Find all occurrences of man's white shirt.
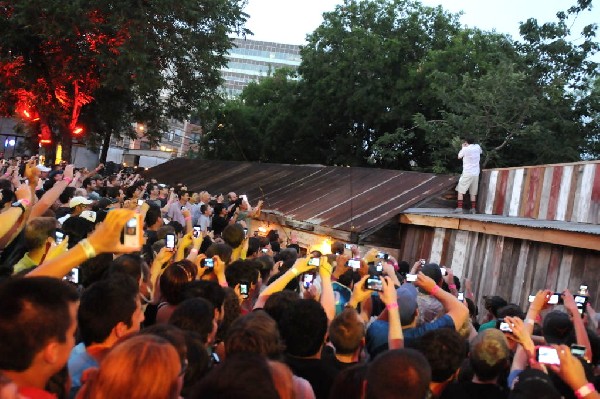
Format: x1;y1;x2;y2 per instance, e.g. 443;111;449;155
458;144;482;175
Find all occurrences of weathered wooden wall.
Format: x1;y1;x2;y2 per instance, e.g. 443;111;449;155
479;161;600;223
399;224;600;312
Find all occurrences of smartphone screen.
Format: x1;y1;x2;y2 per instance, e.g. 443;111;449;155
308;257;320;267
458;292;464;301
537;346;560;365
193;226;201;238
123;215;141;248
497;320;513;333
240;282;249;299
261;248;269;253
440;267;447;276
303;274;314;289
344;243;353;249
55;231;64;244
376;252;387;259
406;274;417;282
137;199;144;206
528;295;536;303
366;276;383;292
348;259;360;269
202;258;214;268
166;234;176;250
571;344;586;358
375;262;383;273
243;228;248;238
548;294;560;305
63;267;79;284
579;285;588;295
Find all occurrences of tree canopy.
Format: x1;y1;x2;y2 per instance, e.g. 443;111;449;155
0;0;248;161
199;0;599;173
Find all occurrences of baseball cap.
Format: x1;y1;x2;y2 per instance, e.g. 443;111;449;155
69;196;94;208
542;311;573;344
396;283;418;325
509;369;560;399
36;164;51;172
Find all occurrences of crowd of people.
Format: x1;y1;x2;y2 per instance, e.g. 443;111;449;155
0;155;598;399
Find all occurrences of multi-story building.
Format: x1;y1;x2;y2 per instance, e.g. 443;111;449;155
221;38;301;97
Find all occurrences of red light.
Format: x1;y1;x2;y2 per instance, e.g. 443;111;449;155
40;139;52;145
23;110;31;118
73;126;84;135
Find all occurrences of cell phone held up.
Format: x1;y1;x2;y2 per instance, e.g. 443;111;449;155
165;233;176;251
201;258;214;268
365;275;383;292
122;214;142;249
239;282;249;299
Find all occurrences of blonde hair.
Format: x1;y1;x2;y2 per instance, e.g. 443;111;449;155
77;335;180;399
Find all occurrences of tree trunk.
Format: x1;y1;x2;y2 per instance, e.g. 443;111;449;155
99;130;112;163
61;130;73;163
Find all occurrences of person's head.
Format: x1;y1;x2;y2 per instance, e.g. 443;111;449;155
160;263;195;305
222;223;245;249
497;304;525;320
200;204;212;216
68;196;93;216
205;243;233;266
190;353;279;399
542;311;574;345
331;241;345;255
263;290;300;326
329;364;369;399
58;186;76;206
157;225;176;240
365;349;431;399
225;259;259;289
0;277;79;379
148;184;160;197
396;283;419;326
415;328;466;383
227;192;237;202
509;368;561;399
278;299;327;358
22;217;58;252
225;310;284;359
82;178;96;192
469;329;510;382
484;296;508;318
145;205;163;229
169;298;216;346
463;137;475;145
213;203;225;217
77;335;181;399
78;276;144;347
179;191;190;204
182;280;225;323
421;263;443;286
329;308;365;356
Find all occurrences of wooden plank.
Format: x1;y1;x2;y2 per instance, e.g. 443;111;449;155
520;168;531;217
503;169;515;216
494;170;509;215
399;214;459;229
496;237;515;298
556;248;574;292
569;165;583;222
484;171;498;215
538;167;554;219
450;230;469;278
456;218;600;251
429;227;446;265
532;244;552;291
574;164;595;223
511;241;531;304
532;167;544;219
509;169;524;217
556;165;573;221
421;228;434;261
478;171;490;215
440;229;452;266
545;246;562;290
546;166;564;220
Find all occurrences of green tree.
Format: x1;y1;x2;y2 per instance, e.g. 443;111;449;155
0;0;248;162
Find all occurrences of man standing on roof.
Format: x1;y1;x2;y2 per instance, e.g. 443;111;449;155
454;137;482;214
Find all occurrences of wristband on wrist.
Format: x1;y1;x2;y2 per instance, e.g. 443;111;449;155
19;198;30;206
291;267;299;276
575;383;596;399
524;318;536;325
430;285;440;296
386;303;399;310
219;281;228;288
64;177;73;184
449;284;457;290
79;239;96;259
189;248;199;254
184;216;191;221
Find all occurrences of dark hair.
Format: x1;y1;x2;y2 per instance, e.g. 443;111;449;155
484;296;508;318
0;277;79;371
253;255;274;281
108;254;146;283
263;290;300;326
415;329;466;382
222;223;244;249
145;205;161;227
160;263;194;305
329;308;365;355
167;221;184;235
140;324;187;369
169;298;215;344
205;243;233;265
366;349;432;399
105;186;120;200
497;303;525;320
331;241;345;255
200;204;209;214
189;353;279;399
183;280;226;311
329;364;368;399
225;260;259;288
246;237;260;258
215;287;242;343
157;225;176;240
213;204;224;216
278;299;327;357
225;311;285;359
78;276;139;346
463;137;475;144
82;177;93;189
23;217;57;251
58;186;76;205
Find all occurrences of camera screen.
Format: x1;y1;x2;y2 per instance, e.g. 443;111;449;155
63;268;79;284
457;292;464;301
406;274;417;282
166;234;175;249
204;258;214;268
348;259;360;269
55;231;64;244
303;274;314;288
125;217;137;235
571;345;586;358
499;322;512;333
193;226;201;238
376;262;383;272
366;277;383;292
240;284;248;295
308;257;320;267
537;347;560;365
137;199;144;206
261;248;269;253
548;294;560;305
344;244;353;249
528;295;536;303
440;267;447;276
574;295;587;304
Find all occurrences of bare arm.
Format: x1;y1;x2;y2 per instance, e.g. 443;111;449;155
415;272;468;331
319;257;335;322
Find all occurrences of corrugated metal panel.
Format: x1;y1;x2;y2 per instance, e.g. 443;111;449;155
479;161;600;224
146;159;458;234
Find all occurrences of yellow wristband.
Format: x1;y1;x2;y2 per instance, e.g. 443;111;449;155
79;239;96;259
291;267;299;276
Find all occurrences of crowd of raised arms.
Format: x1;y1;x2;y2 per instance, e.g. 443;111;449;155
0;155;599;399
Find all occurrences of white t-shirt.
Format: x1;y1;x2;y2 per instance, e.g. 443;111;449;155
458;144;482;175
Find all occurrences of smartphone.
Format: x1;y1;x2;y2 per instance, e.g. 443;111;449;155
536;346;560;365
137;199;144;206
365;275;383;292
375;261;383;273
201;258;214;268
496;319;513;333
123;215;142;248
181;206;185;211
579;284;588;296
239;282;249;299
163;218;170;225
406;274;418;282
55;231;64;244
348;259;361;269
458;292;464;302
528;295;536;303
303;274;314;289
376;252;389;260
570;344;586;359
193;226;201;238
166;234;176;251
344;243;353;249
420;259;426;265
261;248;269;254
575;295;588;317
548;293;563;305
243;228;248;238
440;267;447;276
308;257;321;267
63;267;80;284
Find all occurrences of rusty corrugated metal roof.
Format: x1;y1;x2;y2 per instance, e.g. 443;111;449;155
147;159;458;235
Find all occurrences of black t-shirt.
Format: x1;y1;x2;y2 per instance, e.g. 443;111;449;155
211;215;228;236
285;355;339;399
321;345;359;372
440;381;508;399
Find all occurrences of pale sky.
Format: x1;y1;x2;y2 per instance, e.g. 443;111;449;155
240;0;599;46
